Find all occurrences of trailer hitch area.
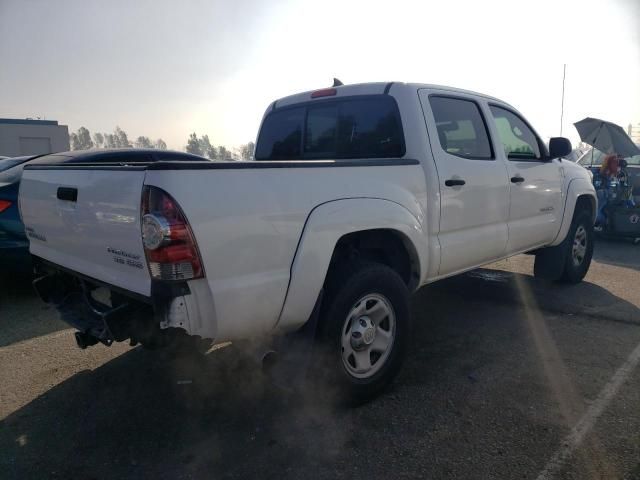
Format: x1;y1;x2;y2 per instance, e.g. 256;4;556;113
78;279;129;322
75;331;99;349
33;273;134;347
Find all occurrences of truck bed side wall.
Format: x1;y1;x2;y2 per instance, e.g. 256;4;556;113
144;163;426;341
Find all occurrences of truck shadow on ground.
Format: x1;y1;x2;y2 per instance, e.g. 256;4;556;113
592;237;640;272
1;270;640;480
0;275;68;347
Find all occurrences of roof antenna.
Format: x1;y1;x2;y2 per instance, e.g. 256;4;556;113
332;78;343;87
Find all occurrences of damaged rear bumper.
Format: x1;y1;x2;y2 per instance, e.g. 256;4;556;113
32;258;191;349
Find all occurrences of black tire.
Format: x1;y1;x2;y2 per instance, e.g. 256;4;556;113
315;261;410;405
558;210;594;283
534;209;594;284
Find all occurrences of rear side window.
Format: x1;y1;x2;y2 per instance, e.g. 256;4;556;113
255;108;305;160
489;105;541;160
305;104;338;156
255;95;404;160
429;96;493;160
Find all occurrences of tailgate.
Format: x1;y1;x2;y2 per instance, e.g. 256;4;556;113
19;167;151;296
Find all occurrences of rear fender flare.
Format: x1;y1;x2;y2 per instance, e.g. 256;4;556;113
276;198;427;332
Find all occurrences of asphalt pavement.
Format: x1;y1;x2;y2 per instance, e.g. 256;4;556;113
1;238;639;480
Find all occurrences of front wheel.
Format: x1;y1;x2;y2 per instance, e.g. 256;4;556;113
559;210;594;283
534;209;594;284
316;261;410;404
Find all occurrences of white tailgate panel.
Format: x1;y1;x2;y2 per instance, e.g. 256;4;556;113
20;169;151;296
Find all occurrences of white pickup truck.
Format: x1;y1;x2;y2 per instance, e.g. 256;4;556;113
19;82;596;402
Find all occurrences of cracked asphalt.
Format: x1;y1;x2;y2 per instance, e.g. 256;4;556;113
1;238;639;480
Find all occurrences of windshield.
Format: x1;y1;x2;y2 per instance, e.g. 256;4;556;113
578;146;640;166
628;155;640;165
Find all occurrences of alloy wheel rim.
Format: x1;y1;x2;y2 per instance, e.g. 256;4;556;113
340;293;396;379
572;225;587;266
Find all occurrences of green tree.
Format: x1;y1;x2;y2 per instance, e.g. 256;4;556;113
239;141;255;160
155;139;167;150
78;127;93;149
70;127;94;150
199;135;217;159
69;132;80;150
217;145;230;160
186;133;203;155
104;133;117;148
135;136;153;148
93;132;104;148
114;127;131;148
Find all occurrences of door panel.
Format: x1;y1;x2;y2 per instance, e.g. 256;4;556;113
419;90;510;276
505;160;564;251
488;105;564;252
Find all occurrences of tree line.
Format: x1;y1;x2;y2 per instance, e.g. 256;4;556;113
185;133;254;161
69;126;255;161
70;126;167;151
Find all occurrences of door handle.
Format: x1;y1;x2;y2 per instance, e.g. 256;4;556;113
57;187;78;202
445;178;466;187
510;176;525;184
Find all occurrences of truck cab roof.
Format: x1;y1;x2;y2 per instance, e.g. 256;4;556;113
272;82;512;109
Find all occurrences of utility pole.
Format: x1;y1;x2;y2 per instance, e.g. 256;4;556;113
560;64;566;136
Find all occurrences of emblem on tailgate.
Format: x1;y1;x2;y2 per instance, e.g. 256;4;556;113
107;247;143;269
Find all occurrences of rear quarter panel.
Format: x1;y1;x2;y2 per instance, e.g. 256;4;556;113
144;163;426;341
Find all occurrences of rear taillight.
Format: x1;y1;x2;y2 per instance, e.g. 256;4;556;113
0;200;11;214
141;186;204;281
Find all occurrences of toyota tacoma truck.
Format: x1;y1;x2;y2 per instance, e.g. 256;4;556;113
18;82;596;402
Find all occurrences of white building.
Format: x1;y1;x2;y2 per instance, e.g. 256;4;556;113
0;118;70;157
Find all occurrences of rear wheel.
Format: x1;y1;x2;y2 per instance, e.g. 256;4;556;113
316;261;410;404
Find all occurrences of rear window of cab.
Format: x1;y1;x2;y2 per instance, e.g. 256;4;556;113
255;95;405;160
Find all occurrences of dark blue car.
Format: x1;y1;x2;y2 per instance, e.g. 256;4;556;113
0;155;42;274
0;149;208;276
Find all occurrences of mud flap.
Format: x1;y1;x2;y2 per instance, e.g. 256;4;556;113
267;289;324;392
533;240;569;281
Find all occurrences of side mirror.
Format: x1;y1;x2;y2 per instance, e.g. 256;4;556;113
548;137;572;160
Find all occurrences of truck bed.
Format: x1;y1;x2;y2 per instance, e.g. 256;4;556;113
20;159;425;341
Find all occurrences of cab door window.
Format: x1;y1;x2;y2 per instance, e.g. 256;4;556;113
429;96;494;160
489;106;542;160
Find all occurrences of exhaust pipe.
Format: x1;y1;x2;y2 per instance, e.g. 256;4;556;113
74;331;99;349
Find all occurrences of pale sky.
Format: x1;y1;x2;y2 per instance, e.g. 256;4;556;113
1;0;638;150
